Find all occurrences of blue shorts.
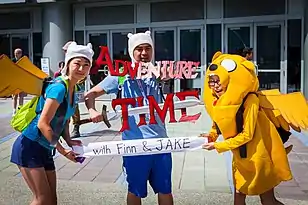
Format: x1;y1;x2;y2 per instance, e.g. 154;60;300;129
11;135;55;171
123;153;172;198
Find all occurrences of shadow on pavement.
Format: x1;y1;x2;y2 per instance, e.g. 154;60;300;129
81;129;120;137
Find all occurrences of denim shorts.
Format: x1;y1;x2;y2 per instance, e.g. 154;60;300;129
123;153;172;198
11;135;55;171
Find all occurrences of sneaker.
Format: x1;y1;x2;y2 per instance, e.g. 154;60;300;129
71;125;81;139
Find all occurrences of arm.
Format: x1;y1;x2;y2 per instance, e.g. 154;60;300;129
214;94;259;153
84;75;119;122
37;83;66;145
37;98;61;145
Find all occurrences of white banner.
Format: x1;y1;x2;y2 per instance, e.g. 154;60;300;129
72;136;208;157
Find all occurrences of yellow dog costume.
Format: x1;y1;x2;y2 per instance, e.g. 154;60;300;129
203;51;308;195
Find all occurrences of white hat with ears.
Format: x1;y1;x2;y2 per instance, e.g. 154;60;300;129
127;31;154;68
61;42;94;78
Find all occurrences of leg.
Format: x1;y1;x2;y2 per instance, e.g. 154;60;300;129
123;155;152;205
19;167;53;205
19;92;25;106
149;153;173;205
234;189;246;205
12;94;18;115
45;151;57;205
10;135;55;205
260;188;284;205
71;105;80;138
46;170;57;205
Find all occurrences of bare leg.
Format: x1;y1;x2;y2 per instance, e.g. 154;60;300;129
46;170;57;205
234;189;246;205
260;188;284;205
158;193;173;205
19;167;53;205
127;192;141;205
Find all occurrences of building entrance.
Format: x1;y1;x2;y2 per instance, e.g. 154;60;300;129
224;22;286;93
0;33;30;60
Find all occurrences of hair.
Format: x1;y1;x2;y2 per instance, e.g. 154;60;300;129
238;47;253;57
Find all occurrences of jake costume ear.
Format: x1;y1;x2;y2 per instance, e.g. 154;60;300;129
241;60;255;71
212;51;222;62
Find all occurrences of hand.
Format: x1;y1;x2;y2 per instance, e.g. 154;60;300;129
67;139;82;147
89;109;103;123
63;150;79;163
199;133;210;138
202;142;216;151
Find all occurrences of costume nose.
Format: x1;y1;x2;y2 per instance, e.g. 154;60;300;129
209;64;218;71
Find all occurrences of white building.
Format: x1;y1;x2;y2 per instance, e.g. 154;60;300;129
0;0;307;96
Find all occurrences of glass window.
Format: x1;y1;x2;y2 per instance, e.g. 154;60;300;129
154;30;175;93
154;30;175;61
256;25;281;70
89;33;108;86
151;0;204;22
112;31;130;61
85;5;134;25
224;0;285;18
32;32;42;68
258;72;280;90
206;24;221;64
136;27;150;33
227;27;251;55
0;34;10;56
89;33;108;60
12;35;29;59
179;29;201;93
74;31;84;45
287;19;302;93
0;12;30;29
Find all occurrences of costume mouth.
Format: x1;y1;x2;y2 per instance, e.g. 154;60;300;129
208;74;224;95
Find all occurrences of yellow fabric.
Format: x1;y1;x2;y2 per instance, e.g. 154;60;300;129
0;55;46;97
203;51;308;195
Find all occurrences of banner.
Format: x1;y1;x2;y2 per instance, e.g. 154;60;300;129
72;136;208;157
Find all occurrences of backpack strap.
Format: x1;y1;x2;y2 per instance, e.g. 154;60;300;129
37;77;71;146
213;92;257;159
236;92;257;158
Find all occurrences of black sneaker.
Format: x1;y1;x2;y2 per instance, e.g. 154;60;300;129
71;125;81;139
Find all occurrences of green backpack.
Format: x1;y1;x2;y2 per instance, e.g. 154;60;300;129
10;76;69;133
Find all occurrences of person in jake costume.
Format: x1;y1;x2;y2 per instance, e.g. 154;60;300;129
201;51;308;205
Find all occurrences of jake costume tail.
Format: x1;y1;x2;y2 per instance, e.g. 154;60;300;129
0;54;48;97
202;51;308;195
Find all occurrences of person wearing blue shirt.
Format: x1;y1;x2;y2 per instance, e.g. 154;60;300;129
84;31;174;205
10;42;94;205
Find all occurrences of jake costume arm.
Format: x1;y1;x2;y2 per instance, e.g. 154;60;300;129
214;94;259;153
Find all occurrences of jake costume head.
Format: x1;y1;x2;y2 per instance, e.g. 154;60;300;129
127;31;154;68
61;42;94;77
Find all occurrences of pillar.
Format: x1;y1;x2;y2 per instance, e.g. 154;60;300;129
304;1;308;98
42;2;73;75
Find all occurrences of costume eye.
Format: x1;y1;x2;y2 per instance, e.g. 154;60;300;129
221;59;236;72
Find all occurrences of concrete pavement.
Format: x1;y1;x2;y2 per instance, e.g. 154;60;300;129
0;98;308;204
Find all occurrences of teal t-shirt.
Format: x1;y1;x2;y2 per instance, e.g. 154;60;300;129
23;78;77;150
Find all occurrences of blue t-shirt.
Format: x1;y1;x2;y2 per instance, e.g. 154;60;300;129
23;79;77;150
99;75;167;140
